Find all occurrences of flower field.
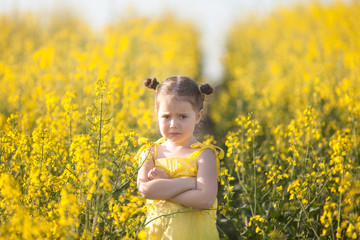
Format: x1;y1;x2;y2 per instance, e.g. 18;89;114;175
215;2;360;239
0;13;199;239
0;1;359;239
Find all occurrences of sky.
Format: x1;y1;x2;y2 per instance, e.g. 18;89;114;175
0;0;341;82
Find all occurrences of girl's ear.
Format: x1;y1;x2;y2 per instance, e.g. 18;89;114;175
196;109;204;124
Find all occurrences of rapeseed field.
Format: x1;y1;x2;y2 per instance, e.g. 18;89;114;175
0;1;359;239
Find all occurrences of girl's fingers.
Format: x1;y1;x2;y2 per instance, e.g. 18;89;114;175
147;168;156;179
154;168;170;179
148;168;169;180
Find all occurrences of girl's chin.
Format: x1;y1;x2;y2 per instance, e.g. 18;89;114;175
164;135;196;145
166;135;181;141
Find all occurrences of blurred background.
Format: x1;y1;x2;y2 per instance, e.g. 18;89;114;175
0;0;342;82
1;0;359;239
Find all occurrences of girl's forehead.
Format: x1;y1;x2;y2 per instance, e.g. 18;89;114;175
158;94;180;102
157;95;194;111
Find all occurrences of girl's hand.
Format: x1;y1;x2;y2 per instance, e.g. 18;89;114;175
148;167;170;180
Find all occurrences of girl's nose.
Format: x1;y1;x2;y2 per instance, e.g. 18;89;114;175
170;119;177;128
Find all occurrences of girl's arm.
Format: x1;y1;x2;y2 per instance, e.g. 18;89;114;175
170;149;218;209
137;149;196;200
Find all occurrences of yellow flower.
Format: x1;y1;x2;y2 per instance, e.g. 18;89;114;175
352;232;357;239
138;137;149;145
336;227;342;239
137;230;147;240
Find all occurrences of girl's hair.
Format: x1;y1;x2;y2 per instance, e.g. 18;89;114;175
144;76;213;112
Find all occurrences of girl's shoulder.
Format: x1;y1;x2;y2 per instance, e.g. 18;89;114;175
135;138;160;165
136;137;164;154
190;142;224;179
135;137;168;163
189;142;224;160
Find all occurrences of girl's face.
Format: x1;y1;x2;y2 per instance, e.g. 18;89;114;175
157;95;203;146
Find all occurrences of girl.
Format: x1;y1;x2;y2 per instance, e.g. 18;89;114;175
137;76;224;240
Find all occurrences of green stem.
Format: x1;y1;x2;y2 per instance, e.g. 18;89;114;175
299;201;320;239
337;159;344;238
90;81;105;240
97;92;103;162
90;195;100;240
69;118;72;148
351;111;359;160
252;120;257;217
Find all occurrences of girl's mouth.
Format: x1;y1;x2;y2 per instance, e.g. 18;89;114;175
169;132;180;135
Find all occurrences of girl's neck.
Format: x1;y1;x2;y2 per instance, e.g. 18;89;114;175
157;136;199;159
164;136;198;150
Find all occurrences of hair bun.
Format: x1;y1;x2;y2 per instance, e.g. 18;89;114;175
199;83;213;95
144;77;159;90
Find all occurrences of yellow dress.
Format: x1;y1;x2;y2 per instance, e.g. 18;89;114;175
141;138;224;240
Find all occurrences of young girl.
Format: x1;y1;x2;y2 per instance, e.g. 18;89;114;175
137;76;224;240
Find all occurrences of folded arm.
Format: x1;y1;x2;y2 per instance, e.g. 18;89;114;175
170;149;218;209
137;148;196;200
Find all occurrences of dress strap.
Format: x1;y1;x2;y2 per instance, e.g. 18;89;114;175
155;138;166;144
153;138;166;160
135;137;165;164
189;142;224;160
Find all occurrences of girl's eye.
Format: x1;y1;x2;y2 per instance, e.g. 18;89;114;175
180;115;187;119
163;115;170;119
